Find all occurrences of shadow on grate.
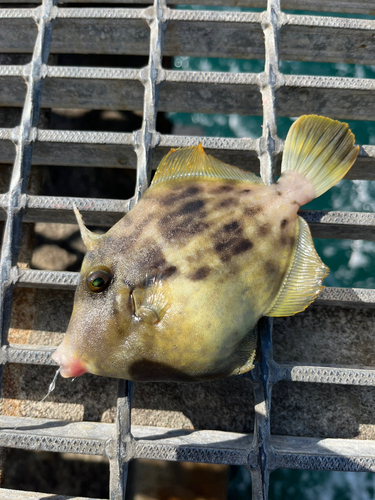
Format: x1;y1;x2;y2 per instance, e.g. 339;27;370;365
3;449;110;498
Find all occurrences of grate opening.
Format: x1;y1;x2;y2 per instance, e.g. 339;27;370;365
30;222;86;272
169;55;265;72
271;381;375;440
126;459;230;500
163;112;263;139
48;54;149;68
273;303;375;365
2;449;110;498
279;60;375;78
269;468;375;499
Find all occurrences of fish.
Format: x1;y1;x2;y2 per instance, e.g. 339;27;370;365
51;115;359;382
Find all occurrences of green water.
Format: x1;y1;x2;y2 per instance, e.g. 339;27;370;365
167;5;375;498
227;466;375;500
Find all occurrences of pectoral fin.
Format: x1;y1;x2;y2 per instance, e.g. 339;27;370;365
266;217;329;317
132;271;169;324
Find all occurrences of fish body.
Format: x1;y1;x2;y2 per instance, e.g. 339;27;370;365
52;116;359;382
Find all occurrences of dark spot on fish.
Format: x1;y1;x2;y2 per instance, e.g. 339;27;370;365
214;184;234;193
159;195;209;244
184;186;201;197
132;243;166;276
179;199;205;214
190;266;211;281
258;223;271;236
128;359;197;382
215;241;229;253
101;214;154;256
214;222;252;262
291;200;299;206
162;265;177;279
162;185;202;206
223;221;240;232
276;190;282;196
218;198;237;208
244;206;262;217
281;219;288;228
280;234;296;247
264;260;278;275
232;239;253;255
241;189;251;194
161;214;209;243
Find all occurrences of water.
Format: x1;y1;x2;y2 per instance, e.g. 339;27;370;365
226;467;375;500
167;6;375;498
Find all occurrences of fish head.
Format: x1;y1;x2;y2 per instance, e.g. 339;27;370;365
51;211;171;380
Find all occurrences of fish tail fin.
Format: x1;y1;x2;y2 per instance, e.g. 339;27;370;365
281;115;359;198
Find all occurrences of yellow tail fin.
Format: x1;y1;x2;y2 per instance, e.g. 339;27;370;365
281;115;359;198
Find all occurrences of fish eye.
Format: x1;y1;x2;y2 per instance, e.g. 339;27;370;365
86;268;112;293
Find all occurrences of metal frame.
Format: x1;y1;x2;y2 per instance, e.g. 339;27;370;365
0;0;375;499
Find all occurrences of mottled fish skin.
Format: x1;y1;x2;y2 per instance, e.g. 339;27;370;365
58;177;297;381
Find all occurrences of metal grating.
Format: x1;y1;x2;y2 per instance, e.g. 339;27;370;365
0;0;375;499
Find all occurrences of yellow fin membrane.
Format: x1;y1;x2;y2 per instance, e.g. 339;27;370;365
281;115;359;197
266;217;329;317
152;144;264;186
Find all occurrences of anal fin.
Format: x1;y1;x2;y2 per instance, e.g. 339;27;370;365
266;217;329;317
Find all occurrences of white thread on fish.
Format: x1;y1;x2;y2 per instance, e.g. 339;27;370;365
39;367;61;403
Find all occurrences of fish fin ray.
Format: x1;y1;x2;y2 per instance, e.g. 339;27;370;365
281;115;359;197
73;205;103;250
152;144;264;186
133;270;169;324
266;217;329;317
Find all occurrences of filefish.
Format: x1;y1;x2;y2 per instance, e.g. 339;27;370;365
51;115;358;382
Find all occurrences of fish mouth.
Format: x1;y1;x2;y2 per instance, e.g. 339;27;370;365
51;348;88;378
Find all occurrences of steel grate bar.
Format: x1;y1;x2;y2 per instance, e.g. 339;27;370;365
251;1;280;498
2;8;375;66
275;364;375;385
0;0;56;390
3;417;375;473
1;129;375;180
3;62;375;120
108;380;133;500
2;344;56;365
4;65;375;121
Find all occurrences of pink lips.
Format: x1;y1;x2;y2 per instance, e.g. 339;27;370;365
51;348;88;378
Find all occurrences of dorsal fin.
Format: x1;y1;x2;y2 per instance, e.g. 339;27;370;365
152;144;264;186
266;217;329;317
